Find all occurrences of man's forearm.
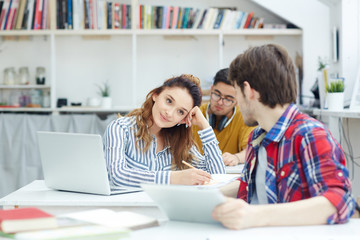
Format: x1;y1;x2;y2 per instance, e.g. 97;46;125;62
253;196;336;227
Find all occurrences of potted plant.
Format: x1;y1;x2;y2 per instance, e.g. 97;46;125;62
96;81;112;108
317;57;327;71
326;79;344;111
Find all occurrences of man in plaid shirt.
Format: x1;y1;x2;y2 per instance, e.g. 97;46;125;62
212;44;356;229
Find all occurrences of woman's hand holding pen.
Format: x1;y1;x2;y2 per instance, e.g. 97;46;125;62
170;160;211;185
170;169;211;185
183;106;210;130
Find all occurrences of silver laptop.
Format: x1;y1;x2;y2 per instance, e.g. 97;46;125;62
141;184;225;224
37;131;140;195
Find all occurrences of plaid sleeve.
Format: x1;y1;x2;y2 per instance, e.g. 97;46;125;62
300;129;356;224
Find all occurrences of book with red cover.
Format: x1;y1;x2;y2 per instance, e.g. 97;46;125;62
1;0;12;30
243;11;254;29
121;3;126;29
0;0;8;29
171;6;179;29
113;2;120;29
164;6;171;29
0;207;57;233
33;0;43;30
6;0;18;30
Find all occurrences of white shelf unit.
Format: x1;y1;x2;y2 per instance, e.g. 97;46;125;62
0;85;51;89
0;83;51;109
0;106;133;113
0;0;303;113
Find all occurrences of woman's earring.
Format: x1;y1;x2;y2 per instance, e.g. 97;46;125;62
177;123;181;126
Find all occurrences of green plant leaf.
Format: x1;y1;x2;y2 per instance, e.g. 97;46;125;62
96;81;110;97
317;57;327;71
326;79;344;93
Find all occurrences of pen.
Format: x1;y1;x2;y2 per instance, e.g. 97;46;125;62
182;160;213;181
182;160;195;169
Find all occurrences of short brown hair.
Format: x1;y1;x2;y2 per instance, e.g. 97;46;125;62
229;44;297;108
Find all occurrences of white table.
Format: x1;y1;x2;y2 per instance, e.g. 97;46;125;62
131;219;360;240
1;180;359;239
0;180;165;220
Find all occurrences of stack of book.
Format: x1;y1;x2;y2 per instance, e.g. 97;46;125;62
0;207;159;239
139;5;264;30
0;207;58;235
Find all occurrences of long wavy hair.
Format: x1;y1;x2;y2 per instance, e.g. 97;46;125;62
127;74;202;170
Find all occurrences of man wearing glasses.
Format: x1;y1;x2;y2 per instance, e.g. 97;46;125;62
192;68;255;165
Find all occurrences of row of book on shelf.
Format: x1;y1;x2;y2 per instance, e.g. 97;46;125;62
0;0;133;31
139;6;262;30
0;207;158;239
0;0;269;31
56;0;132;30
0;0;51;31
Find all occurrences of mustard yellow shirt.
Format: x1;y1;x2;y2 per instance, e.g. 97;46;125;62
192;103;255;155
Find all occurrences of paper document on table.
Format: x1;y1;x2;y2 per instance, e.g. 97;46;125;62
225;164;244;174
199;174;240;189
61;209;159;230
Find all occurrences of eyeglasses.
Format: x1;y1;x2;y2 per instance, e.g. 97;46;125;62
210;92;235;106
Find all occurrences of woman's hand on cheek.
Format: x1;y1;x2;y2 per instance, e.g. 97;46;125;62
185;106;210;130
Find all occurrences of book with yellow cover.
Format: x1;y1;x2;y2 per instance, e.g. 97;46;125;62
14;225;130;240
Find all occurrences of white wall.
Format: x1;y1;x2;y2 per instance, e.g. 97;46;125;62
253;0;331;106
254;0;360;107
55;36;134;107
339;0;360;106
327;0;360;106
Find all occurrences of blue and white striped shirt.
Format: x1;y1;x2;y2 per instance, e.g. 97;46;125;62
103;116;225;189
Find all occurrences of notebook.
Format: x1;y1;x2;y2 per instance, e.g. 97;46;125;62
141;184;225;224
61;208;159;230
37;131;140;196
225;164;244;174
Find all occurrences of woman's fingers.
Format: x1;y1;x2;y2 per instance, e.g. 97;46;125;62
193;169;211;184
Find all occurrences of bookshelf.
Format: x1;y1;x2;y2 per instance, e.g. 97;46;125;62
0;0;302;113
0;84;50;89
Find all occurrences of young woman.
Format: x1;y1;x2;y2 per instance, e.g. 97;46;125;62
103;74;225;189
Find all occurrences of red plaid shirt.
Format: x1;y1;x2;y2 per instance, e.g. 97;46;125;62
238;104;355;224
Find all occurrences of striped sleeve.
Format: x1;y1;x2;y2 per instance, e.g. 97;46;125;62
103;119;171;188
192;126;225;174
